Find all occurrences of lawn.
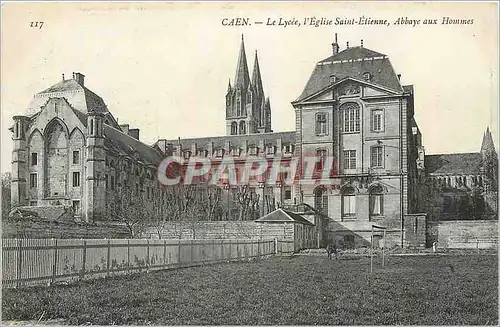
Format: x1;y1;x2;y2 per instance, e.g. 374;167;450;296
2;254;498;325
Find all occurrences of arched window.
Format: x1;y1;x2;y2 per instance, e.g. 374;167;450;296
230;122;237;135
341;186;356;219
239;121;246;135
314;186;328;216
340;102;360;133
369;185;384;218
236;99;241;116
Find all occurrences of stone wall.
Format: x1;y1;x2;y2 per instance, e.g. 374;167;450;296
427;220;498;249
142;221;317;251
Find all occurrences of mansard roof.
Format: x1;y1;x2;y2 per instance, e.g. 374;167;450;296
104;124;164;166
157;131;295;152
425;153;483;175
296;46;403;102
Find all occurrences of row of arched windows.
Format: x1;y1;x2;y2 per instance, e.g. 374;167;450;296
230;121;246;135
429;175;483;188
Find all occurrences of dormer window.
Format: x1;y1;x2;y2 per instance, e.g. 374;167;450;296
183;151;192;159
283;144;295;154
197;149;208;157
249;146;258;156
215;148;225;158
330;75;337;83
363;72;372;81
266;146;275;155
232;148;241;157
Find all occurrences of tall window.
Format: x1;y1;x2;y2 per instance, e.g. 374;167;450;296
230;122;237;135
285;186;292;200
372;109;384;132
30;173;37;188
342;186;356;219
369;185;384;218
72;172;80;187
341;102;360;133
371;146;383;168
315;113;328;135
72;150;80;164
236;99;241;116
239;121;246;135
31;153;38;166
343;150;356;169
72;200;81;214
314;186;328;216
316;149;327;170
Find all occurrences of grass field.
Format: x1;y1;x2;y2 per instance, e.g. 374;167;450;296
2;254;498;325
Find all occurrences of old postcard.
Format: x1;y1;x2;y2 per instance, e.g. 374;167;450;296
1;1;498;326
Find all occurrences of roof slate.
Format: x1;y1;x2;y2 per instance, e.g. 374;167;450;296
296;46;403;102
425;153;483;175
255;208;314;225
104;125;164;165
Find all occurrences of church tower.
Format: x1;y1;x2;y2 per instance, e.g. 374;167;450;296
226;36;272;135
481;127;498;191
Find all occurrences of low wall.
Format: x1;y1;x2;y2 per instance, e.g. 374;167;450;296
428;220;498;249
143;221;317;252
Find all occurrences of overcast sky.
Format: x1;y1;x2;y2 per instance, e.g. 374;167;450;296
1;2;498;174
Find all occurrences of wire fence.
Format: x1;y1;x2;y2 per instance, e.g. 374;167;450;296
2;238;295;288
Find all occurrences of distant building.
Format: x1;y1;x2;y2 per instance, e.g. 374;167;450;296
420;128;498;222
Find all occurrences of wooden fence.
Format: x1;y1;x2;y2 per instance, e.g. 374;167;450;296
2;238;295;288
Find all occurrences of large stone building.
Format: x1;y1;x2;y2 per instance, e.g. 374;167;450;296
10;35;497;247
10;73;164;223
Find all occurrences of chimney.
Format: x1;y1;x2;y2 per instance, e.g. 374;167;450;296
129;128;140;140
119;124;130;134
361;39;364;48
157;139;167;153
397;74;401;81
62;73;65;81
331;33;339;55
346;41;349;49
73;72;85;86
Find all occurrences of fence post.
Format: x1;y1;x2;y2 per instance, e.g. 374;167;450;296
190;240;194;265
16;238;22;288
212;240;216;263
221;240;225;261
274;238;278;255
163;240;167;267
178;241;182;268
106;239;111;277
228;240;232;262
81;239;87;281
51;239;58;285
127;239;131;274
146;239;150;272
236;241;240;260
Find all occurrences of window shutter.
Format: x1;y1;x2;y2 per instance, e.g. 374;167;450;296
315;116;320;134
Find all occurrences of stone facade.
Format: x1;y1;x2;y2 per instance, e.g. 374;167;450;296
10;73;164;223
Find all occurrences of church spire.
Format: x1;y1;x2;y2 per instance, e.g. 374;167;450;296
227;79;232;93
481;127;495;154
234;34;250;89
252;50;264;96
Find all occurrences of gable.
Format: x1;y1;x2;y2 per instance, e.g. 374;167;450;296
28;98;86;139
